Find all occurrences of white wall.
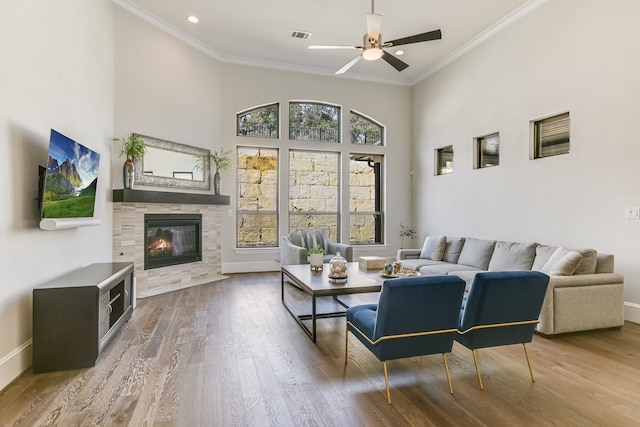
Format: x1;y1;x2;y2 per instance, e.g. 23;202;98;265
0;0;114;390
112;7;223;189
112;9;414;273
412;0;640;321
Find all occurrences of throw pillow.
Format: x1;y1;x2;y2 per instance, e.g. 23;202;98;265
540;247;583;276
289;231;303;247
531;245;558;271
572;248;598;275
299;229;327;254
419;235;447;260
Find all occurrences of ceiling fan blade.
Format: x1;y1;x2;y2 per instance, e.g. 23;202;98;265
384;29;442;47
335;55;362;75
382;51;409;72
366;13;382;40
309;45;360;50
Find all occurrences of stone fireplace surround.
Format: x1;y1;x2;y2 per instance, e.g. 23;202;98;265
112;189;229;298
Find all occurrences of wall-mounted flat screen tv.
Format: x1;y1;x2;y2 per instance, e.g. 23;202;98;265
41;129;100;219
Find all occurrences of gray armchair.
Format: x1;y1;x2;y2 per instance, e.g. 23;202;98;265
280;230;353;265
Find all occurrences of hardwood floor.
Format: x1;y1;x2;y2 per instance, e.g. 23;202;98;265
1;272;639;426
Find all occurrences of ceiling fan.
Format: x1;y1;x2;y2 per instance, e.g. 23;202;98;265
309;0;442;74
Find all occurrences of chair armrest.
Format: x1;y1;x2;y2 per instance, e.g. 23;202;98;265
397;249;421;260
280;236;308;265
326;237;353;262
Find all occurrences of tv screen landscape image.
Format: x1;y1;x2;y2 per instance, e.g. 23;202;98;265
41;129;100;219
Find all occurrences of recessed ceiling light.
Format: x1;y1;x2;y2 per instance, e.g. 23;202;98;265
395;50;405;56
187;15;199;24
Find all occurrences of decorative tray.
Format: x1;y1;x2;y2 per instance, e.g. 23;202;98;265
379;270;421;279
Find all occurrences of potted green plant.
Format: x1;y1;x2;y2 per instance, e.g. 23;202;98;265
114;134;146;189
210;148;232;195
309;246;324;272
399;224;417;249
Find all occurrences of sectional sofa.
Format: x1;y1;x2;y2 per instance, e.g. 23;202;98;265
397;236;625;336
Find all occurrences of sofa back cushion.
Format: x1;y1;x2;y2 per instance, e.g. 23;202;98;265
595;253;614;274
488;241;538;271
443;237;465;263
419;235;447;260
531;245;557;271
457;238;496;270
540;247;583;276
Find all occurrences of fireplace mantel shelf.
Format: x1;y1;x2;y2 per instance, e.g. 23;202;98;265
113;189;230;206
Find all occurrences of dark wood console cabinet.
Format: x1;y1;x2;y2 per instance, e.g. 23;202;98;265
32;262;134;373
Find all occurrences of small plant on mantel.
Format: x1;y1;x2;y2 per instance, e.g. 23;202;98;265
210;148;232;195
114;134;146;162
210;148;232;172
399;224;417;249
113;134;146;189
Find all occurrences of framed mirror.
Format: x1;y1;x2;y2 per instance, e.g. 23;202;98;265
134;134;211;190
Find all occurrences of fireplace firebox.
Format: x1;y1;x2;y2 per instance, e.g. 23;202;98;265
144;214;202;270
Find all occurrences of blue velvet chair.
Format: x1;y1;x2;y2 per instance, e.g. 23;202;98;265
456;271;550;390
345;275;466;404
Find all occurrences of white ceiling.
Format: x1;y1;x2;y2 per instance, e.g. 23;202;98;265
114;0;543;86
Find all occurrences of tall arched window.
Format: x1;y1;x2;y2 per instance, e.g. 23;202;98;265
235;101;387;248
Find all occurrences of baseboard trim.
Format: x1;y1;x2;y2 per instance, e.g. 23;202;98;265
222;261;280;274
624;301;640;324
0;340;32;392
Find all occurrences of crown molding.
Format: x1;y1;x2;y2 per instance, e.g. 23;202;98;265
112;0;225;61
412;0;549;85
113;0;545;88
112;0;412;87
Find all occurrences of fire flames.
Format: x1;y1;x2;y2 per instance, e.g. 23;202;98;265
148;237;173;257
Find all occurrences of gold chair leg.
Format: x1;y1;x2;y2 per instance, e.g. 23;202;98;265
383;361;392;405
523;343;535;382
472;349;484;390
443;353;454;395
344;324;349;365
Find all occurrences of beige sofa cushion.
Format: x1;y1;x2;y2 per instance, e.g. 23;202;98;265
488;241;538;271
540;247;583;276
419;235;446;260
456;238;496;270
573;248;598;275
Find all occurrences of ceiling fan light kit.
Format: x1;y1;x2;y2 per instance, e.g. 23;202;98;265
363;48;383;61
308;0;441;74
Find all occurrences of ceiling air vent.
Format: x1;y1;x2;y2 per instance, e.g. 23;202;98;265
291;30;311;40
